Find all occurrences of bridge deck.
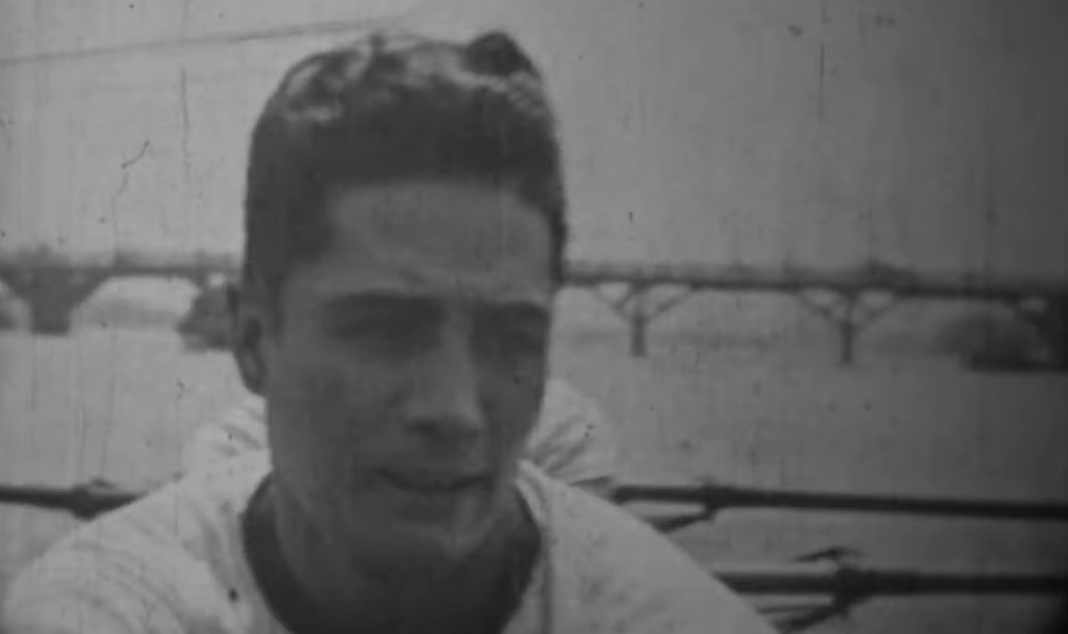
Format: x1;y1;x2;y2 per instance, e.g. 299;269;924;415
566;261;1068;300
1;256;1065;365
3;255;1066;299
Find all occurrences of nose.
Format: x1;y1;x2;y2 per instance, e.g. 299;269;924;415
402;323;486;442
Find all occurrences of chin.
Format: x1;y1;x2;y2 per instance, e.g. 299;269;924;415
340;517;492;573
329;477;513;562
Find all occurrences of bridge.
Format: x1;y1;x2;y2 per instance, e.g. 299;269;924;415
1;251;1065;367
0;250;239;334
568;259;1068;364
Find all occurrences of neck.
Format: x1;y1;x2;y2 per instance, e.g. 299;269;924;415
270;483;379;626
262;477;535;632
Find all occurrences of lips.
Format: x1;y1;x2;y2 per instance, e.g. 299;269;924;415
375;468;488;495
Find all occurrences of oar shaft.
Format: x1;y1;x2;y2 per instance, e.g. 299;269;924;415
0;482;141;519
713;562;1068;596
614;483;1068;522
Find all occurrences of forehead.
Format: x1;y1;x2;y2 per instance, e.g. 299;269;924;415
287;179;554;305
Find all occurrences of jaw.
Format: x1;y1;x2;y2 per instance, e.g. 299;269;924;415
266;466;536;631
338;477;516;565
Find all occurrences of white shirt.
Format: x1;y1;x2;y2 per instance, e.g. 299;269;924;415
3;453;775;634
182;378;618;486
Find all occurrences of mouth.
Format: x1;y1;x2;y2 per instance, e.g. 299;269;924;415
375;469;489;496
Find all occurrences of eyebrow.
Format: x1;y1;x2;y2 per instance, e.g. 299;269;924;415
323;293;436;314
477;301;551;324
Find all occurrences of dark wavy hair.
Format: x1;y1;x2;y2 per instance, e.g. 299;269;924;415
242;29;567;308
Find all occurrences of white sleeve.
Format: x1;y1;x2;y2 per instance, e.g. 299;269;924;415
2;502;246;634
180;396;268;475
543;478;777;634
525;379;618;486
3;550;207;634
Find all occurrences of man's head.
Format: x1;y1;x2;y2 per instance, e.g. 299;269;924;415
241;29;566;312
232;29;566;571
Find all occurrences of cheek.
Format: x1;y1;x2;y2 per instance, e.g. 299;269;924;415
266;345;399;454
266;372;345;477
267;364;400;506
486;360;546;446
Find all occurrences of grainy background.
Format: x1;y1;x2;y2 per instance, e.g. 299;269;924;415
2;0;1067;631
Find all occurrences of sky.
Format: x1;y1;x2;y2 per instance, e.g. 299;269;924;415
1;0;1066;277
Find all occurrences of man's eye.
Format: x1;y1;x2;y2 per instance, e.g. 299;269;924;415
479;324;547;358
332;317;426;346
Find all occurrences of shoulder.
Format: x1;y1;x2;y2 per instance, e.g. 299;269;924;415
519;467;775;634
2;455;269;634
181;395;268;474
525;378;618;485
541;377;602;420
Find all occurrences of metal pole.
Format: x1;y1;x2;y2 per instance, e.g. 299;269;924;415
6;479;1068;524
0;481;141;520
713;562;1068;597
614;482;1068;522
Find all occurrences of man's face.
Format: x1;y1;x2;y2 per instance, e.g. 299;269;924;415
260;180;554;567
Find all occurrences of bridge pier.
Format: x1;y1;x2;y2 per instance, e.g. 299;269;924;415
1054;298;1068;370
188;273;215;294
627;285;650;357
590;282;654;357
1023;296;1068;371
795;290;899;366
583;281;697;357
0;269;107;335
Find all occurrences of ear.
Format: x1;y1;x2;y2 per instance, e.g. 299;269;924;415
227;280;270;396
